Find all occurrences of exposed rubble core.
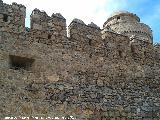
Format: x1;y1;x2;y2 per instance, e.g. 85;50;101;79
0;1;160;119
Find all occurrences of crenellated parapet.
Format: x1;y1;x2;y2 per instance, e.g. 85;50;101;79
0;1;26;33
1;1;160;119
0;0;158;65
68;18;102;51
30;8;49;30
30;9;67;45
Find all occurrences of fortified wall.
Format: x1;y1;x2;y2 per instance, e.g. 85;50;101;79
0;0;160;119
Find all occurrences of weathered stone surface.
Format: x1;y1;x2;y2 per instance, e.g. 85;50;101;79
103;11;153;43
0;1;160;120
72;18;85;24
88;22;100;29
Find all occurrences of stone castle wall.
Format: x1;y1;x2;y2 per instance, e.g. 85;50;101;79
30;8;67;45
0;1;160;119
0;0;26;33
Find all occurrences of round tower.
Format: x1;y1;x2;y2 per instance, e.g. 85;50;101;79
103;11;153;43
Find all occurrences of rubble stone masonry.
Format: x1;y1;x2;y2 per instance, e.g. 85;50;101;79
0;0;160;119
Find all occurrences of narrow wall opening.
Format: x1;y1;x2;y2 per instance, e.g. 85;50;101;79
89;39;92;46
48;34;52;39
144;51;147;56
118;50;123;58
3;14;8;22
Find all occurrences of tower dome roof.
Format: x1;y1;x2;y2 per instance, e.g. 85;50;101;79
104;10;140;25
110;10;130;17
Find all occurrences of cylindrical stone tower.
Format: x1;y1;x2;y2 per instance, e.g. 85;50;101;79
103;11;153;43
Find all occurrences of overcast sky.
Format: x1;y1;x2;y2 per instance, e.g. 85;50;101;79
2;0;160;43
